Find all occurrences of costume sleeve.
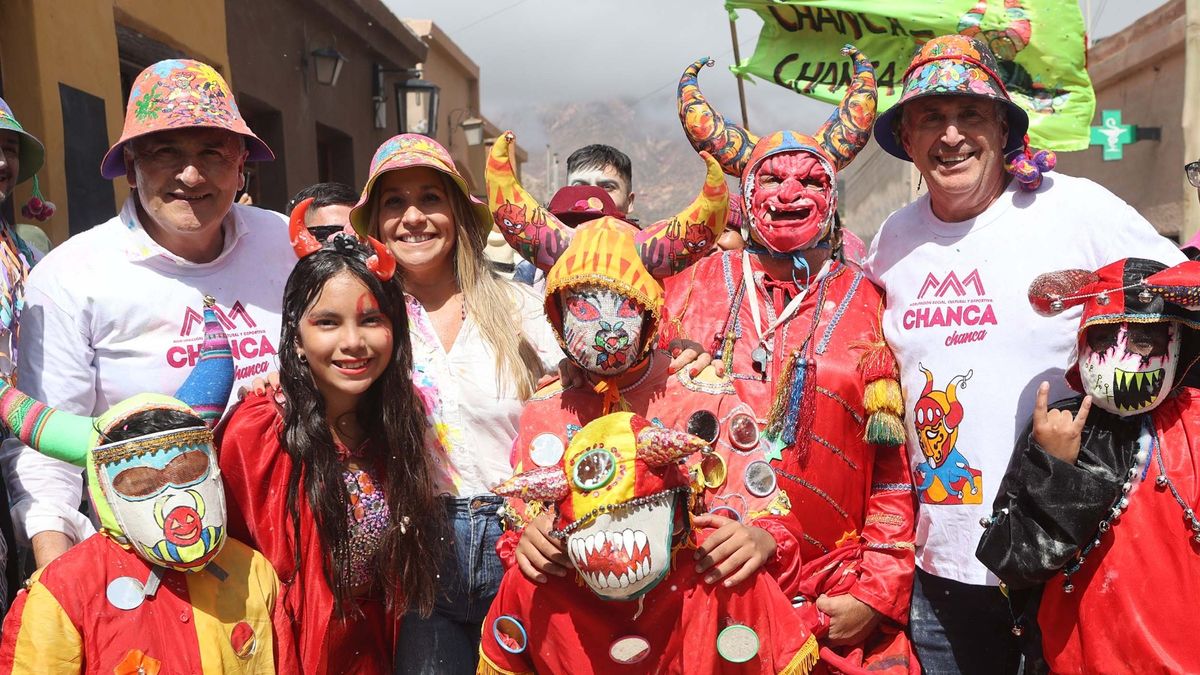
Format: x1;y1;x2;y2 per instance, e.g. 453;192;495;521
1;278;97;546
976;399;1134;589
215;394;298;582
0;581;83;674
850;440;917;625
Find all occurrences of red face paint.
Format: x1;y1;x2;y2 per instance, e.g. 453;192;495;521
163;505;203;546
749;151;833;253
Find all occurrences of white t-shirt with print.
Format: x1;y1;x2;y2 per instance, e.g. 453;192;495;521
865;173;1185;585
0;197;296;545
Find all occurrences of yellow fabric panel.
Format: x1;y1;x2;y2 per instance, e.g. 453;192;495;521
187;539;279;674
9;572;83;674
545;218;664;314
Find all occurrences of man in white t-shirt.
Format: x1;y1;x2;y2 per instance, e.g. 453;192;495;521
1;59;296;569
864;35;1184;673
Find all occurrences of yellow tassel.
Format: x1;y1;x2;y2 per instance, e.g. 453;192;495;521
863;378;903;416
476;650;533;675
778;633;820;675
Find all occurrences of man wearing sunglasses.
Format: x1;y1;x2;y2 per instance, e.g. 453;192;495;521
1182;161;1200;254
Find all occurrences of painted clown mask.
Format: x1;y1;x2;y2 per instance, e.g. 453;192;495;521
94;423;226;571
559;284;647;376
747;151;834;254
494;413;705;601
1078;321;1180;416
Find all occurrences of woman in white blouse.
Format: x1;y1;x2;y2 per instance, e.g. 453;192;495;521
346;135;559;675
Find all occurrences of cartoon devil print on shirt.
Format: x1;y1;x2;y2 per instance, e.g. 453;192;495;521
912;364;983;505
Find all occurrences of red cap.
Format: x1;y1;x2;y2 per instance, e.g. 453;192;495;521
547;185;623;227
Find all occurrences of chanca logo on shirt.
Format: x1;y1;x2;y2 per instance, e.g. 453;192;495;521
902;269;997;347
169;301;277;379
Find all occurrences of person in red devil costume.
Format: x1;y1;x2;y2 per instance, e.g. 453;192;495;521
978;258;1200;672
485;131;806;605
662;46;917;673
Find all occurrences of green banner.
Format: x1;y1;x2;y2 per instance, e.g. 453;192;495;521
727;0;1095;151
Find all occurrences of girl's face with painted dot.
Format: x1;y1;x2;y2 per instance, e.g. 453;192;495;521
295;269;394;413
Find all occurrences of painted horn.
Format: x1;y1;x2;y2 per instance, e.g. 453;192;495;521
636;425;707;467
486;132;575;272
634;152;728;278
365;235;397;281
813;45;878;171
289;198;323;259
678;57;759;178
173;296;235;428
0;382;95;468
491;465;570;503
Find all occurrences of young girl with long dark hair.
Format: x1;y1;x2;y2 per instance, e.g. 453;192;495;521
218;226;447;675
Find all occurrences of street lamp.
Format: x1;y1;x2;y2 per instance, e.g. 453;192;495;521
396;74;439;136
310;47;348;87
461;116;485;146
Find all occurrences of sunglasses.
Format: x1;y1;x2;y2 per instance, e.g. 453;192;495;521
1187;161;1200;188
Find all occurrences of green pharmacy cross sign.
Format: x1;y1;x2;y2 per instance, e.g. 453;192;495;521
1089;110;1135;161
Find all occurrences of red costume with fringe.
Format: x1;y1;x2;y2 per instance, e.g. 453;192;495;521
480;540;817;675
663;252;917;672
217;394;393;675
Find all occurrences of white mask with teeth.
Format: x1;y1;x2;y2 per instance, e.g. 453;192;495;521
1077;321;1181;417
565;492;675;601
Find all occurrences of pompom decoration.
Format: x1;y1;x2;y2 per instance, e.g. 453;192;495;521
1027;269;1099;316
20;177;55;222
1006;137;1056;192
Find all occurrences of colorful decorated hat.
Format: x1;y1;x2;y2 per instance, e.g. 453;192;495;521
101;59;274;180
547;185;622;227
0;297;234;571
0;97;45;185
1029;258;1200;392
873;34;1029;162
487;132;727;359
678;46;876;243
349;134;492;237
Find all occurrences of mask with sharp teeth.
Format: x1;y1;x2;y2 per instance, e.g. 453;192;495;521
1078;322;1180;416
1030;258;1200;417
492;412;707;601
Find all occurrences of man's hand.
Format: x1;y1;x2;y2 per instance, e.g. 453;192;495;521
1031;381;1091;465
31;531;72;569
815;593;882;646
515;510;570;583
692;514;775;587
667;338;722;378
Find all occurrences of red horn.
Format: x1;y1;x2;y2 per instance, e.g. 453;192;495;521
289;198;322;259
492;465;570;502
365;236;396;281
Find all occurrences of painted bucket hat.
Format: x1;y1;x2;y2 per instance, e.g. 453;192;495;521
873;34;1029;161
348;134;491;237
0;97;45;184
101;59;274;179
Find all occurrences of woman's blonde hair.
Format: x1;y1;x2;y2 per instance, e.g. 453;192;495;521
370;174;544;399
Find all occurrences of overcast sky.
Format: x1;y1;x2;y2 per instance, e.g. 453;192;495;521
385;0;1169;147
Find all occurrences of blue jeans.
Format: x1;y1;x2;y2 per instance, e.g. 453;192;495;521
394;495;505;675
910;567;1044;675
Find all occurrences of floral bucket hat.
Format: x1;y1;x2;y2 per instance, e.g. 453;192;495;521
873;34;1029;161
101;59;274;180
349;134;492;237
